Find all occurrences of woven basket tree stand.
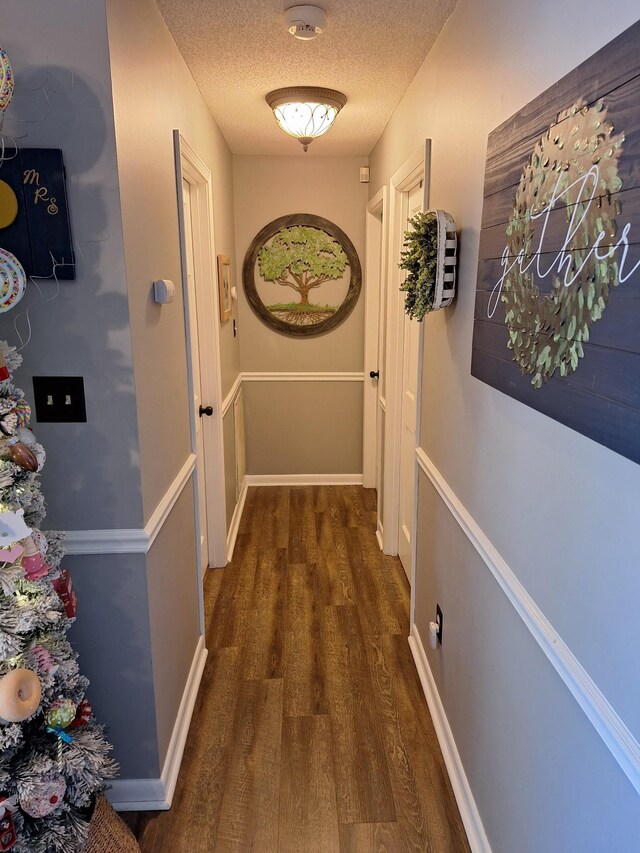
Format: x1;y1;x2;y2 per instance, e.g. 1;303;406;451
85;795;141;853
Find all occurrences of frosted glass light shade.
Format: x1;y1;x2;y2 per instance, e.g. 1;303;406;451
266;87;346;151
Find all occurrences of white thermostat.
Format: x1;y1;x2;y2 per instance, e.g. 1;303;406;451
153;279;176;304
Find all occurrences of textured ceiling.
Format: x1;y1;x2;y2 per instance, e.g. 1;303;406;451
155;0;457;156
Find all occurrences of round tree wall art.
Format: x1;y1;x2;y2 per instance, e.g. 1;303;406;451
242;213;361;336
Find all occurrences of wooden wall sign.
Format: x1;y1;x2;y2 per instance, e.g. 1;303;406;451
242;213;361;337
472;20;640;464
0;148;75;281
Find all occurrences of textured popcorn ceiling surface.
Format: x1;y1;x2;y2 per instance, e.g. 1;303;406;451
155;0;457;155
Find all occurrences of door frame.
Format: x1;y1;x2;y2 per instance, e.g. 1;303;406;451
363;185;388;489
382;140;431;569
174;132;227;585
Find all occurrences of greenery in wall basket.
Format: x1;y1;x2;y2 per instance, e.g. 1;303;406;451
400;209;457;320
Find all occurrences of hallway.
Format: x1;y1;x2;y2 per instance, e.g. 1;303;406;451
125;486;469;851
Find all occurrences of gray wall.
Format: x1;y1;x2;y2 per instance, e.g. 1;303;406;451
233;155;368;476
0;0;241;788
243;381;363;476
0;0;142;532
105;0;241;521
370;0;640;849
68;552;157;779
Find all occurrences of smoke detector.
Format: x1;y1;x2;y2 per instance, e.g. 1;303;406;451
284;5;327;41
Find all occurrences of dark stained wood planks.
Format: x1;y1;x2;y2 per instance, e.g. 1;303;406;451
473;20;640;466
124;486;470;852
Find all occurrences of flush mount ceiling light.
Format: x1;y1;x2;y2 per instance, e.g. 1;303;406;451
265;87;347;152
284;5;327;41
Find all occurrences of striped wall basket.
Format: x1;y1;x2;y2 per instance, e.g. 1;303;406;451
431;209;457;310
400;208;457;320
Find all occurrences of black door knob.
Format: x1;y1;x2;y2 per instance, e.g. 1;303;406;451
369;370;380;379
199;405;214;417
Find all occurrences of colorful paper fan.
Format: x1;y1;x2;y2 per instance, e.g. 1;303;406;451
0;248;26;312
0;48;14;113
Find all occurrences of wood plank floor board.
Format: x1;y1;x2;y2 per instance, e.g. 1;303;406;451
283;561;328;716
339;821;410;852
125;486;470;852
214;678;283;851
240;547;287;680
323;604;396;825
344;527;402;636
278;715;340;852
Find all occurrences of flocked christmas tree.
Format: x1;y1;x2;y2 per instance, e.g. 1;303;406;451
0;342;117;852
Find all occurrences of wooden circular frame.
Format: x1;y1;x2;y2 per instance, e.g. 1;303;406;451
242;213;362;337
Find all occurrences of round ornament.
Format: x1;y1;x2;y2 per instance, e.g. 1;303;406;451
0;48;14;114
45;697;76;730
0;249;26;314
0;182;18;230
0;668;41;723
5;437;38;472
19;774;66;818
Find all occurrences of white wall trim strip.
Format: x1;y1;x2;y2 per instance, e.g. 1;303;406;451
109;635;208;811
227;478;248;563
221;373;243;417
245;473;364;486
64;454;196;556
415;447;640;796
241;371;364;382
409;625;491;853
146;454;197;549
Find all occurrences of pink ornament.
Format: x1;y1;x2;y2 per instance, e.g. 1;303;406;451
20;536;51;579
0;802;16;851
0;544;23;564
19;775;66;818
31;646;57;675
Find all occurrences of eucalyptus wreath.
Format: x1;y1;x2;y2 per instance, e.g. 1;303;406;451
502;98;624;388
399;211;439;321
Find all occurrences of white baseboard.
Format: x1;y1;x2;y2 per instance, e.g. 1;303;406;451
227;479;248;563
375;527;384;551
109;635;208;811
244;473;364;486
409;624;491;853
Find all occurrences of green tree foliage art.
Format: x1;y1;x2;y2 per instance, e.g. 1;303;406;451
258;226;348;314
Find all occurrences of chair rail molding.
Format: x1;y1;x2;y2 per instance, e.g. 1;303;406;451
241;371;364;382
64;454;196;556
222;373;243;417
415;446;640;797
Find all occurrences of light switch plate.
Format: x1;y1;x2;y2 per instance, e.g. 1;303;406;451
32;376;87;423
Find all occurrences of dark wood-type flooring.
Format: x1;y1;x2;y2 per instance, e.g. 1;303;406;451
124;486;470;852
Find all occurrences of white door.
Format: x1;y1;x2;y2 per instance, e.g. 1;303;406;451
397;182;423;579
375;218;387;547
182;177;209;575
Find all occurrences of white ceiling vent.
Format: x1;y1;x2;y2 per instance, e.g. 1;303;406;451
284;5;327;41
